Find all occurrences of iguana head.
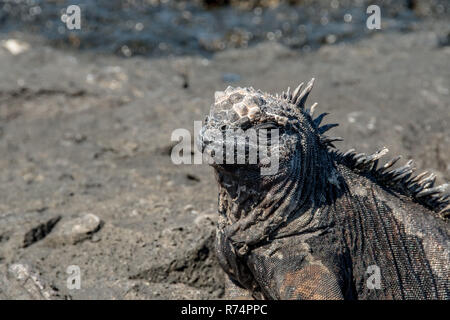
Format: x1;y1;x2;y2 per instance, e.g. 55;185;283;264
198;78;339;182
198;78;343;251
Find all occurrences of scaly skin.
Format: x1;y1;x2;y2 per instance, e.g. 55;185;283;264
198;79;450;300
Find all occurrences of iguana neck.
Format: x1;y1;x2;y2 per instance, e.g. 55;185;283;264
216;145;340;253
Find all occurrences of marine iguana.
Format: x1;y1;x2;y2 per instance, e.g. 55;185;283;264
198;79;450;300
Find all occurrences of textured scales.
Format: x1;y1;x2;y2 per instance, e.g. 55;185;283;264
198;79;450;300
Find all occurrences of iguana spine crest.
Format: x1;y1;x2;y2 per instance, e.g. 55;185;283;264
278;79;449;220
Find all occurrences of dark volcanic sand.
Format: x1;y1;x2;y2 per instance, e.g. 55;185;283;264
0;19;449;299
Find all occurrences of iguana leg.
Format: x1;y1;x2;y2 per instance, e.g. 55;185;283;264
246;238;346;300
277;263;344;300
224;274;254;300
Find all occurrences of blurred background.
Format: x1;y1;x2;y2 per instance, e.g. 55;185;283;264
0;0;449;299
1;0;449;56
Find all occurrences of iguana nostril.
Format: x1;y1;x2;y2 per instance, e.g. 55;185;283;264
211;110;228;121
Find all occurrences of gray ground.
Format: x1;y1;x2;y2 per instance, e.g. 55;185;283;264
0;19;449;299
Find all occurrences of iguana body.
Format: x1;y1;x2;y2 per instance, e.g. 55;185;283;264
198;79;450;300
